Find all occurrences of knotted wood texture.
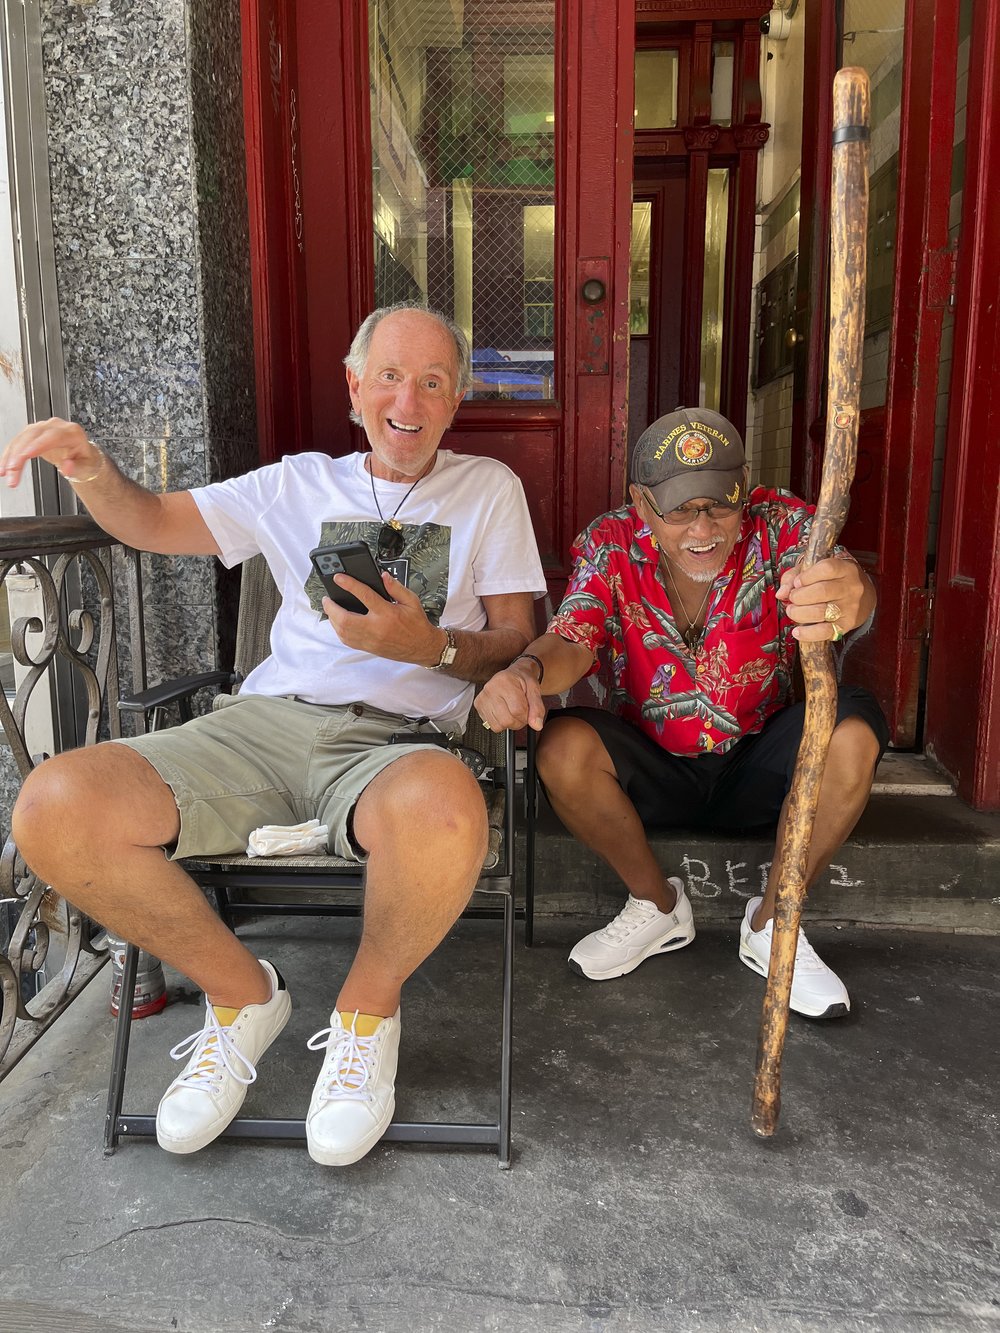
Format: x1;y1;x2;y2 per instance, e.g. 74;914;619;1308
751;68;871;1137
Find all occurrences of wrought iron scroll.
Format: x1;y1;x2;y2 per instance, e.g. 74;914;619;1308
0;517;146;1072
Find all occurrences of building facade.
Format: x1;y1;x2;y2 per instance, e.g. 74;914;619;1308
2;0;999;811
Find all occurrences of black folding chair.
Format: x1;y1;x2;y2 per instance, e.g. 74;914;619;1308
104;556;516;1167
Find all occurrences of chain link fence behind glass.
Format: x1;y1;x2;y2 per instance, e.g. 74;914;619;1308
369;0;556;401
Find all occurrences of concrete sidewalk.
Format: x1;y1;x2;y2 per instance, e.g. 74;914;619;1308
0;915;998;1333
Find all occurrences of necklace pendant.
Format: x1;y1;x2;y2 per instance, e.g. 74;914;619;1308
683;626;703;654
387;518;403;531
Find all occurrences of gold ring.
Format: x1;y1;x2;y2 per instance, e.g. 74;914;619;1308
482;721;492;731
830;624;845;643
824;601;842;623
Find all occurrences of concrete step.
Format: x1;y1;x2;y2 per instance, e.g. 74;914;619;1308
516;753;1000;933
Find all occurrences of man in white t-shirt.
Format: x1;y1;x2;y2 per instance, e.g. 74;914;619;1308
2;303;545;1167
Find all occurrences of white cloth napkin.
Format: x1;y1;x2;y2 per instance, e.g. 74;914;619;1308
246;819;329;858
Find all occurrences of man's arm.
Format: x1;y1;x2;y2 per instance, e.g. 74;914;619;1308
475;631;595;732
0;418;220;557
321;576;538;683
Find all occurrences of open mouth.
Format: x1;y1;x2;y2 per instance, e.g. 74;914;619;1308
682;540;723;559
388;419;422;435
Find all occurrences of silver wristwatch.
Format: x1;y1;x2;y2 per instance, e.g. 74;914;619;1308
431;627;457;670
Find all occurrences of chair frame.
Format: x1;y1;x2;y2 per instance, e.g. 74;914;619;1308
103;557;516;1168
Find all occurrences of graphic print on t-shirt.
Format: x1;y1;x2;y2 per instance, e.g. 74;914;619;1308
304;519;451;624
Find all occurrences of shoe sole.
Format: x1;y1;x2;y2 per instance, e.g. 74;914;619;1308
568;926;696;982
738;943;850;1020
306;1096;395;1167
156;991;293;1155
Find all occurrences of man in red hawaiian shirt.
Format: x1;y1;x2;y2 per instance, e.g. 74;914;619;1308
478;408;887;1018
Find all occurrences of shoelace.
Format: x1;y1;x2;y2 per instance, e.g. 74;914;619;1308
597;895;663;944
760;919;827;973
306;1013;380;1104
168;1007;257;1089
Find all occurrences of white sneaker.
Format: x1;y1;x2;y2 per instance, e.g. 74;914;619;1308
155;959;291;1154
305;1009;401;1166
568;878;696;981
739;896;851;1019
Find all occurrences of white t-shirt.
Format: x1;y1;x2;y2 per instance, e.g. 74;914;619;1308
190;450;546;727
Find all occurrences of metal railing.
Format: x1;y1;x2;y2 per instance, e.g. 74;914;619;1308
0;516;146;1074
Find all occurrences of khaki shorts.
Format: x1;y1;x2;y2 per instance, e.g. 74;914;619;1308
113;694;459;861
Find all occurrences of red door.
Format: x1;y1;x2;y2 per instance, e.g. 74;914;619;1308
240;0;636;596
924;0;1000;810
791;0;960;747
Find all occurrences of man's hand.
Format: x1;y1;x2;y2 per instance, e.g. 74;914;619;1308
777;555;874;641
0;417;102;488
322;570;445;665
475;660;547;733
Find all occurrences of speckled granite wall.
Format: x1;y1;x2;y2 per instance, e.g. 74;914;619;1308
39;0;257;686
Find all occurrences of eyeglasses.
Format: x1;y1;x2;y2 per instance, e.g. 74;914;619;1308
377;523;405;561
641;488;741;526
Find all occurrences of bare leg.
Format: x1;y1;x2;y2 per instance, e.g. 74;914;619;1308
340;749;488;1016
11;745;270;1008
753;716;881;929
535;716;678;913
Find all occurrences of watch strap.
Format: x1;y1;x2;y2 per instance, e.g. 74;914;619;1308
431;627;457;670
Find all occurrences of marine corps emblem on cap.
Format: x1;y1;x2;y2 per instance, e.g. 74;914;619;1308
675;430;713;466
630;406;747;515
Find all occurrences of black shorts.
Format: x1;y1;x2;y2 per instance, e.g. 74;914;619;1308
546;686;889;834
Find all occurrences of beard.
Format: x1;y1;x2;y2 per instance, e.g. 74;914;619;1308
677;538;729;583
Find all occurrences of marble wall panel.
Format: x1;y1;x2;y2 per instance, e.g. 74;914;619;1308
33;0;258;772
41;0;206;441
188;0;258;466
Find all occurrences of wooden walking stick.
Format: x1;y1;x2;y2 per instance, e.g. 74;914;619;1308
751;67;871;1138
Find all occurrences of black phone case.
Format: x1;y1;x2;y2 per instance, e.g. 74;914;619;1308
310;542;390;615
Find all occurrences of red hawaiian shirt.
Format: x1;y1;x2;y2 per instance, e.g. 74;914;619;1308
547;487;824;757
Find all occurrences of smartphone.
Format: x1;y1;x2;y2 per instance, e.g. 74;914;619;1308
309;541;392;615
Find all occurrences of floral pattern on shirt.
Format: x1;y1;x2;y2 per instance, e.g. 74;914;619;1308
547;487;822;756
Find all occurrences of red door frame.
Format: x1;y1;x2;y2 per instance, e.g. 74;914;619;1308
792;0;960;748
925;0;1000;809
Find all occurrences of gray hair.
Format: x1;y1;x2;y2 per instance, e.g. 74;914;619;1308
344;301;472;425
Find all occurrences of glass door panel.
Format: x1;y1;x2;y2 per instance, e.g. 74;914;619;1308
368;0;556;400
700;168;730;409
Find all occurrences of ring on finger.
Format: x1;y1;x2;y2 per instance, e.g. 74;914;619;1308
481;721;492;731
823;600;842;623
830;624;845;643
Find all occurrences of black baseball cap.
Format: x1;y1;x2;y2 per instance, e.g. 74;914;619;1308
630;408;746;513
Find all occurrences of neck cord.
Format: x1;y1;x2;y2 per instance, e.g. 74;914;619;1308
368;459;423;530
661;555;713;653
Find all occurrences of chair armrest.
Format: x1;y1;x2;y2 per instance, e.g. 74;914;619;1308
118;671;238;716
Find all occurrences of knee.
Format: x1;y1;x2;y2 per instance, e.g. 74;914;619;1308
11;753;91;874
536;718;599;788
364;752;488;858
828;716;882;785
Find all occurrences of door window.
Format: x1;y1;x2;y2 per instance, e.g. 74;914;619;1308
634;50;680;128
368;0;556;400
701;168;730;410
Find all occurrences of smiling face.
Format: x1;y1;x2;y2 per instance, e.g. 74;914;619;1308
631;484;744;585
346;309;465;481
